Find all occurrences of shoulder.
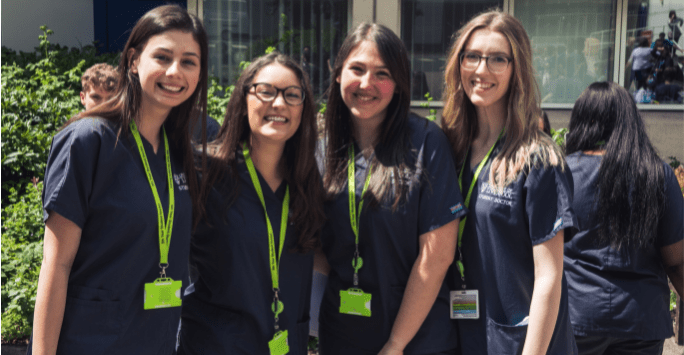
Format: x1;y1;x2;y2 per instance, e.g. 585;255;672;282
53;117;119;151
406;112;451;150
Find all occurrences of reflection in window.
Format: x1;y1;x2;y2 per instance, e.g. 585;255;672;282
401;0;503;101
624;1;684;104
515;0;617;104
203;0;347;97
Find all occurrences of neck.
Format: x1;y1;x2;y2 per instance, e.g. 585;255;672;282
249;135;286;193
473;105;506;148
138;102;171;153
352;117;382;155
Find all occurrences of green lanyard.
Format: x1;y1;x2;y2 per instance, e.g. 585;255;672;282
242;142;290;329
348;145;372;286
129;122;175;276
455;130;503;285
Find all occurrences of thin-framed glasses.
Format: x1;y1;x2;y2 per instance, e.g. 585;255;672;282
459;52;512;73
247;83;305;106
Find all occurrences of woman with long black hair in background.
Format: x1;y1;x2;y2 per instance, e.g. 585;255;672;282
564;81;683;355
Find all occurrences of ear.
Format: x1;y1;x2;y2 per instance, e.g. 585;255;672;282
335;74;341;84
127;48;139;74
80;92;87;107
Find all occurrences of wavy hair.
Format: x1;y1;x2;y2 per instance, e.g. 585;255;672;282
64;4;209;228
202;52;324;253
442;10;563;190
566;82;665;249
323;23;413;210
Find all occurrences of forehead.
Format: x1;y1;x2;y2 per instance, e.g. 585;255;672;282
253;63;300;87
464;29;512;56
141;30;200;56
85;86;112;97
344;40;386;67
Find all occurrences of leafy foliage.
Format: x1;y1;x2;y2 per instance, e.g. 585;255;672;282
1;183;44;342
550;127;568;148
419;92;437;122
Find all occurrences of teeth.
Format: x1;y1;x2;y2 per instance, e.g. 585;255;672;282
265;116;287;122
473;82;494;89
357;95;374;102
160;84;183;92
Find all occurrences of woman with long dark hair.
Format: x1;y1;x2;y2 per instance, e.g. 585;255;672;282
318;23;466;354
30;5;208;354
564;81;683;355
177;52;325;354
442;10;577;354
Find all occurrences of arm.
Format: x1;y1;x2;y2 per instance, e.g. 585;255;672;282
661;240;683;297
521;230;564;355
32;212;82;355
378;219;458;355
314;247;331;276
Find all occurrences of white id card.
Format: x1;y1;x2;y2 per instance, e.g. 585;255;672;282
450;289;479;319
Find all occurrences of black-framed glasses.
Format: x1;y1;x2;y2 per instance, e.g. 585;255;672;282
247;83;305;106
459;52;512;73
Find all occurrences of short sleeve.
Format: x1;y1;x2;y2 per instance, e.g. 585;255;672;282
657;163;684;248
417;121;467;235
524;163;577;246
42;119;107;228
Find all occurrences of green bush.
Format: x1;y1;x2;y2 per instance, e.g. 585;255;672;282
1;182;44;342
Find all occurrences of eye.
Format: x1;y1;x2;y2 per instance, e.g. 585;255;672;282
155;54;170;62
464;52;480;61
285;88;303;100
491;56;509;64
183;59;198;66
376;70;391;78
350;66;364;73
255;84;276;97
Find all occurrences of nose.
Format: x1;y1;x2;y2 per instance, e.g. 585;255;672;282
271;91;287;107
474;58;489;74
359;72;373;89
167;60;181;76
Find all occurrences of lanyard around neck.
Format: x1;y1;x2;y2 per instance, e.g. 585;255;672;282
242;142;290;324
348;145;372;285
455;129;503;282
129;122;175;270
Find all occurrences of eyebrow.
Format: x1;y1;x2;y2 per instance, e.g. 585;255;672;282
157;47;200;58
348;61;389;70
465;50;511;57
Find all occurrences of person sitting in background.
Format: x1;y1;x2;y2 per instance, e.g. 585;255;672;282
79;63;117;110
655;66;683;103
564;81;683;355
651;32;682;54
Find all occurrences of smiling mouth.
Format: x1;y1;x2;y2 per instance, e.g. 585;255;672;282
158;83;184;93
265;116;288;123
472;81;494;90
355;93;377;102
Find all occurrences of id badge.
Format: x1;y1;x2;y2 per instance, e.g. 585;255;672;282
268;330;289;355
450;289;479;319
144;278;182;310
339;288;371;317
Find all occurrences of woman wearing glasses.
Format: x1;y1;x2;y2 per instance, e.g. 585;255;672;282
177;52;325;355
442;11;578;354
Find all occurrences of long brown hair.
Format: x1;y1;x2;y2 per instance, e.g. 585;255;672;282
63;4;209;228
323;23;413;211
201;52;324;253
442;10;563;190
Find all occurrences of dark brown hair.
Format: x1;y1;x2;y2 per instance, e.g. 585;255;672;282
81;63;118;92
202;52;324;253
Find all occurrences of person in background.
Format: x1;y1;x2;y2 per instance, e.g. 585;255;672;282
177;52;325;355
79;63;117;110
317;22;465;355
564;81;683;355
539;110;551;136
668;10;683;45
627;37;654;92
30;4;208;354
442;10;578;354
655;66;683;103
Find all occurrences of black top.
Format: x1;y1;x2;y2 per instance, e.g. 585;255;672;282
319;114;467;354
178;150;313;355
32;117;192;355
564;153;683;340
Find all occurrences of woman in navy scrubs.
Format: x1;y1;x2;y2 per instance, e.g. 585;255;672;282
177;53;325;355
318;23;466;355
30;5;208;354
564;82;683;355
442;11;577;354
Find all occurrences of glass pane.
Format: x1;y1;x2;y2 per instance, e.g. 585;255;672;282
204;0;348;97
402;0;503;101
515;0;617;104
624;1;684;105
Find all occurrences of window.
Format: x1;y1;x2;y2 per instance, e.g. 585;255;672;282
401;0;503;101
203;0;348;96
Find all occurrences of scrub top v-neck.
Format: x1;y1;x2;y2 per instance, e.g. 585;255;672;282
454;137;578;355
178;150;313;355
35;117;192;355
564;152;683;340
319;114;467;354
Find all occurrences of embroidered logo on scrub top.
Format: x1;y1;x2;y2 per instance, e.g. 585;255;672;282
450;203;464;214
173;173;189;191
479;182;514;206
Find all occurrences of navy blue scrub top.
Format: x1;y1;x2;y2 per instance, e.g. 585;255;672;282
319;114;467;354
453;138;578;355
564;153;684;340
32;117;192;355
178;151;313;355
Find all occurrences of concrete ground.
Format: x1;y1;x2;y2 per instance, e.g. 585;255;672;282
664;336;684;355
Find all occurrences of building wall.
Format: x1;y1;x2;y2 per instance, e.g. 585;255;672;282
1;0;94;52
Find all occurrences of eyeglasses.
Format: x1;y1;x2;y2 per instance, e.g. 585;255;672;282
459;52;512;73
247;83;305;106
